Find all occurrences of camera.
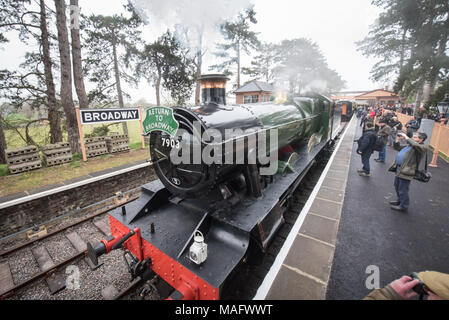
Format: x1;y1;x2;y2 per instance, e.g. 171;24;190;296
409;272;428;298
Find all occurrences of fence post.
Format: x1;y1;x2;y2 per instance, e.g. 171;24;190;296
429;119;444;168
75;106;87;162
139;106;145;150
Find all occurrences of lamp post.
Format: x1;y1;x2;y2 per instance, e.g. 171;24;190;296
429;94;449;168
437;94;449;118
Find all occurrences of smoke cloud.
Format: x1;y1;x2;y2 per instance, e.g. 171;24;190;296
302;79;329;93
129;0;252;54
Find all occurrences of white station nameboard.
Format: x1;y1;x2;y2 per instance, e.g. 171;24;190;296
80;108;140;124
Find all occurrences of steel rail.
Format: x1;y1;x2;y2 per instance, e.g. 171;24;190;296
112;277;144;300
0;250;86;298
0;195;139;258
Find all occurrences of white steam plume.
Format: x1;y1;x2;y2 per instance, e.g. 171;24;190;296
129;0;253;55
302;79;329;93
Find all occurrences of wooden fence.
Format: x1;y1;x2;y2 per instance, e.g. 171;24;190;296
429;123;449;159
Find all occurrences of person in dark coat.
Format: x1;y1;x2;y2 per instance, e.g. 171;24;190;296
416;114;422;127
360;109;367;128
381;110;394;124
405;116;420;138
361;112;374;134
374;120;391;163
389;132;428;212
356;122;377;177
387;116;402;146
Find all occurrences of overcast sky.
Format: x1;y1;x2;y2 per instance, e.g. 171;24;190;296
0;0;384;105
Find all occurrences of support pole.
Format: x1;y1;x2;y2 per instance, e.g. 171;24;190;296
75;106;87;162
139;106;145;150
429;119;443;168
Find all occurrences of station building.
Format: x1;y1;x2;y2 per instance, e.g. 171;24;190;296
331;88;400;107
354;89;400;107
234;80;275;104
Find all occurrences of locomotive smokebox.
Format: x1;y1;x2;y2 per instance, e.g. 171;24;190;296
199;74;229;105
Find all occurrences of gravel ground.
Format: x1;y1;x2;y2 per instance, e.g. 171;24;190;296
0;174;164;300
13;220;135;300
37;233;78;263
0;188;142;253
7;248;40;284
16;249;134;300
2;197;155;300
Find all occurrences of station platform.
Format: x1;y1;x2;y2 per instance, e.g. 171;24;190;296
255;116;449;300
0;159;151;208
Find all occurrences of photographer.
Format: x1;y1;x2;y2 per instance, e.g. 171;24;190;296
374;120;391;163
405;116;420;138
364;271;449;300
387;116;402;146
356;122;377;177
389;131;428;212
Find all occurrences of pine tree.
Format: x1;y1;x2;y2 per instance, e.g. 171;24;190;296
0;107;7;164
273;38;345;95
70;0;89;109
242;43;277;83
41;0;62;143
55;0;81;153
83;10;143;135
0;0;63;145
173;24;205;105
209;7;260;89
132;31;194;106
359;0;449;105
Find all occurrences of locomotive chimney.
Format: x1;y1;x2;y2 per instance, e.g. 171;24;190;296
199;74;229;105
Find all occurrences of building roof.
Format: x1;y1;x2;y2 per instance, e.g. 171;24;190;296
331;91;367;100
332;91;369;95
355;89;399;99
234;81;274;94
332;95;358;101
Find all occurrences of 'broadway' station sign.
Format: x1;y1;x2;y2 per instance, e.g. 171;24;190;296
80;108;140;124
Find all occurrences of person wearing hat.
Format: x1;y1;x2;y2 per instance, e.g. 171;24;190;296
356;122;377;177
364;271;449;300
405;116;420;138
374;120;391;163
389;131;428;212
387;116;402;146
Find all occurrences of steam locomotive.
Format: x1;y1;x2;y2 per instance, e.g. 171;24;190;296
337;100;354;122
87;75;343;300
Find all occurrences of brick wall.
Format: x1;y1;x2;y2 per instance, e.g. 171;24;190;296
0;166;156;238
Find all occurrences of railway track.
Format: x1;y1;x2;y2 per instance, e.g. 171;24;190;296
0;194;144;300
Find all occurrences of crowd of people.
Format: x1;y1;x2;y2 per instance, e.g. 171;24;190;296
350;107;449;300
353;105;449;300
355;105;427;211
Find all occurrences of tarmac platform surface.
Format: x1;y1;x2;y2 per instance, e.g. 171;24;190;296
255;116;449;300
326;118;449;299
